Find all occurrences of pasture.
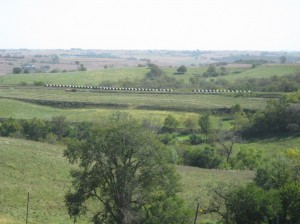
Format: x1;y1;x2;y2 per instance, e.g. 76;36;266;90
0;98;232;129
0;87;268;112
0;137;254;224
0;68;147;86
216;64;300;81
1;64;300;87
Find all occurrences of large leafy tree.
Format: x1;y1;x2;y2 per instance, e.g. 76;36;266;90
177;65;187;74
64;112;190;224
199;114;211;142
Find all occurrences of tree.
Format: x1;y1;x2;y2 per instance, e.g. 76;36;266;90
176;65;187;74
203;65;218;77
162;115;179;133
216;130;237;164
199;114;211;142
78;64;87;71
280;55;287;64
183;117;196;131
225;184;280;224
0;118;22;136
50;115;68;140
22;118;49;141
64;112;190;224
12;67;22;74
146;63;163;79
183;146;222;168
254;156;295;191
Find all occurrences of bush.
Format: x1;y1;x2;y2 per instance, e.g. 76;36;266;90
159;133;176;145
183;146;222;168
12;67;22;74
230;147;262;170
189;133;202;145
33;81;45;86
0;118;22;137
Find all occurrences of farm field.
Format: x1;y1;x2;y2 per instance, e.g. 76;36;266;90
1;64;300;86
0;137;254;224
0;98;234;129
0;87;268;112
0;68;147;86
216;64;300;81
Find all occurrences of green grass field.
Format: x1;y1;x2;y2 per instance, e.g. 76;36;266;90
0;68;147;86
0;98;234;130
2;64;299;86
216;64;300;81
0;87;268;112
0;137;254;224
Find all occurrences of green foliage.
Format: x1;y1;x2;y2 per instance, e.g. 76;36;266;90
64;112;190;223
244;98;300;136
183;117;197;131
51;115;68;140
199;114;211;141
21;118;49;141
159;133;176;145
225;184;281;224
146;63;164;79
183;146;222;169
78;64;87;71
189;133;202;145
176;65;187;74
278;182;300;223
282;91;300;103
230;147;262;170
254;156;297;191
162;115;179;133
280;55;287;64
0;118;22;136
12;67;22;74
33;80;45;86
213;155;300;224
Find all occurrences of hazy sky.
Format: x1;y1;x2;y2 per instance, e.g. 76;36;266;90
1;0;300;50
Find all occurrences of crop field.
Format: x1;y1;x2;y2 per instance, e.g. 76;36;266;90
0;87;268;112
217;64;300;81
0;68;147;86
0;137;254;224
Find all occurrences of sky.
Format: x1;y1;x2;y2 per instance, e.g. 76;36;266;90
0;0;300;51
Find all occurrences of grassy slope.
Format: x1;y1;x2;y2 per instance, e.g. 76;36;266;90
0;137;253;224
0;137;74;224
0;88;268;111
0;98;234;129
217;64;300;81
0;68;147;86
2;64;300;86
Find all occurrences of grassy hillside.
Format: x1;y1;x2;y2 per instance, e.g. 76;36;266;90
217;64;300;81
2;64;299;86
0;98;234;129
0;137;74;224
0;88;268;111
0;137;254;223
0;68;147;86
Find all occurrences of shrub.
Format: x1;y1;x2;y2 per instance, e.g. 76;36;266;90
12;67;22;74
189;133;202;145
183;146;222;168
231;147;262;170
33;81;45;86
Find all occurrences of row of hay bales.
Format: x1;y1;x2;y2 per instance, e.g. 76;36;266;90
192;89;251;93
45;84;173;92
